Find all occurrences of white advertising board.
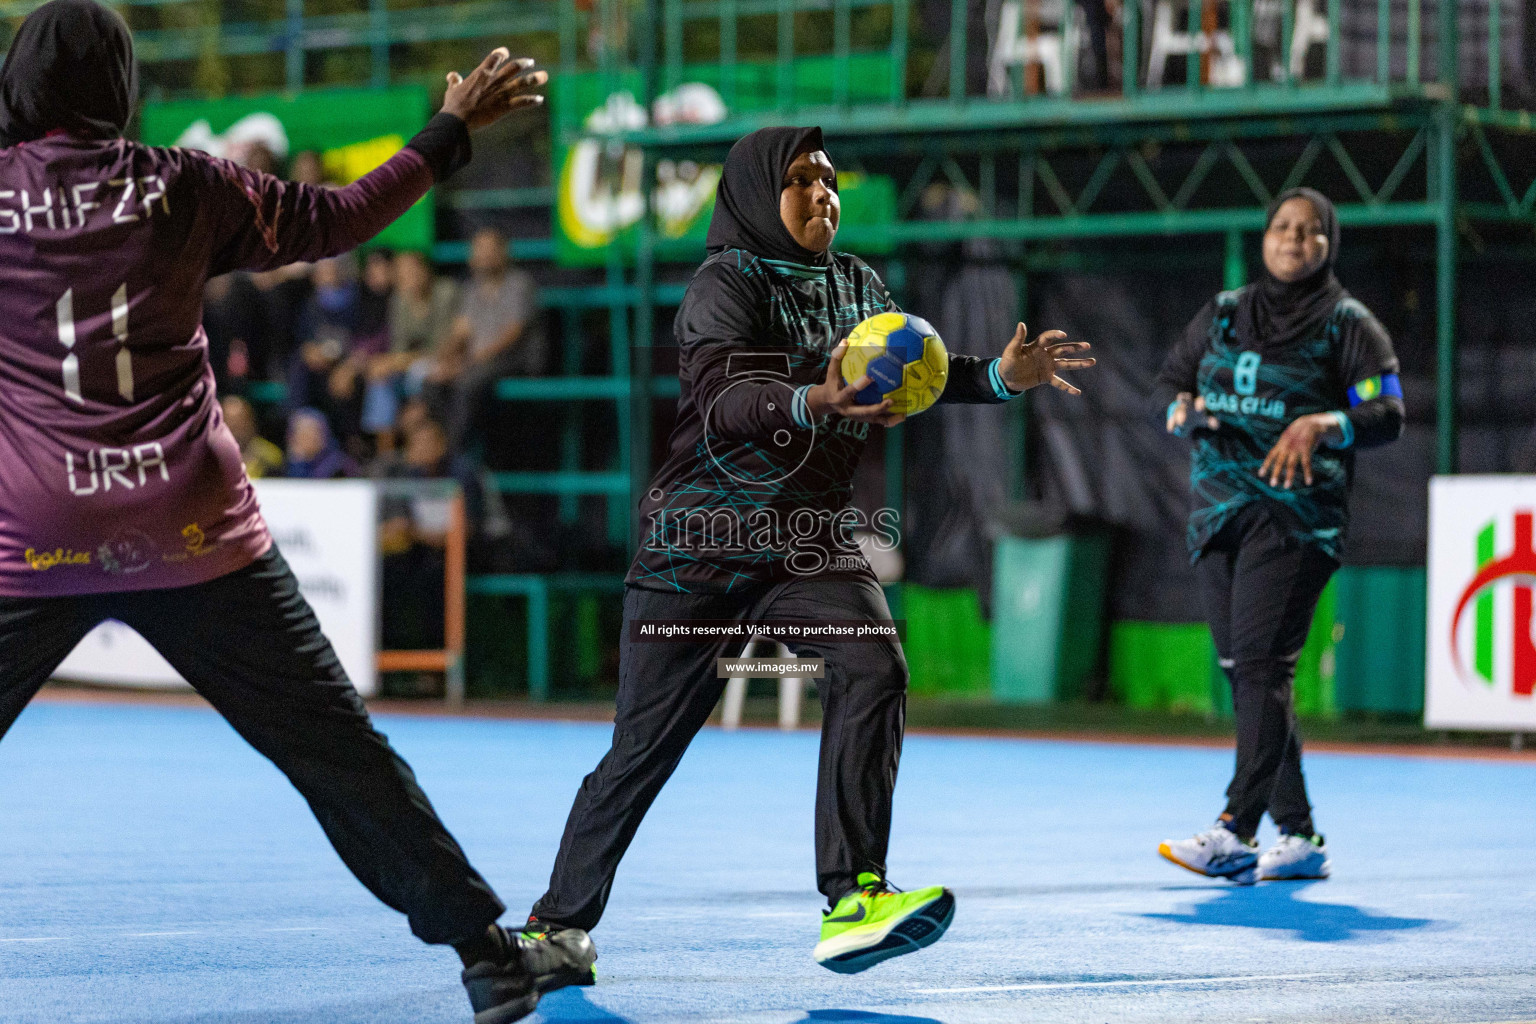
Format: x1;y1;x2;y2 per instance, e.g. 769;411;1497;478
1426;475;1536;730
52;479;380;697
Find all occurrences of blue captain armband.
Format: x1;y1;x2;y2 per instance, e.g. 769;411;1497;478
1347;372;1402;406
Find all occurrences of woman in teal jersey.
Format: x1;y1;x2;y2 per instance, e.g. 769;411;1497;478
1155;187;1404;884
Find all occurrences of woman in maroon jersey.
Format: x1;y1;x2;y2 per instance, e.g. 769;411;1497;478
0;2;586;1021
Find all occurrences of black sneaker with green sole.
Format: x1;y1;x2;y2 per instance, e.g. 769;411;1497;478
519;921;598;993
460;924;597;1024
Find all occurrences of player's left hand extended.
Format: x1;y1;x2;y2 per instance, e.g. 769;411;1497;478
442;48;549;131
997;322;1095;395
1259;412;1340;489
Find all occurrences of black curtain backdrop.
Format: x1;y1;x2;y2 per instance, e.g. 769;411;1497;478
1029;270;1215;622
904;261;1019;600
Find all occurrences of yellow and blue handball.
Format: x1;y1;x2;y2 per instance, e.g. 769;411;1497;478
839;312;949;416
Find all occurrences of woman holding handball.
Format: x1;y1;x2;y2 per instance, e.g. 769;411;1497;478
1156;188;1404;884
524;127;1092;974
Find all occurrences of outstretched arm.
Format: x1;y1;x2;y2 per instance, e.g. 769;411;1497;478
995;321;1095;394
938;322;1095;406
206;48;547;274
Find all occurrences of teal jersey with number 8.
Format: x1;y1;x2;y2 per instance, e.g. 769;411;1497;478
1184;288;1391;561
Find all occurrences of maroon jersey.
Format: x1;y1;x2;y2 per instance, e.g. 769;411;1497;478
0;135;434;595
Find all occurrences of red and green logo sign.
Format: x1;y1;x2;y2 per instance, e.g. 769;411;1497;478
1450;510;1536;696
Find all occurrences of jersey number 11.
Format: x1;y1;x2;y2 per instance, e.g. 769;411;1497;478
57;285;133;405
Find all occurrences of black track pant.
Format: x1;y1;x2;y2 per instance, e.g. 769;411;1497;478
530;578;908;932
1195;503;1337;839
0;548;505;945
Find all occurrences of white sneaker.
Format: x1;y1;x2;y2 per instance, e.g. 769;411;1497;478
1158;825;1259;883
1258;832;1331;880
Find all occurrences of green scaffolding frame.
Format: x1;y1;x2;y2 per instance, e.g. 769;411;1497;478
610;0;1536;488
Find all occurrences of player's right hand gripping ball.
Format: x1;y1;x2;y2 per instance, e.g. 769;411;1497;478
839;312;949;416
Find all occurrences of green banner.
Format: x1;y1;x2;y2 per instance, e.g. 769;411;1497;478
553;56;897;267
139;87;433;252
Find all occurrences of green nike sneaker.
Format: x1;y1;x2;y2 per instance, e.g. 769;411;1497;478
813;872;955;974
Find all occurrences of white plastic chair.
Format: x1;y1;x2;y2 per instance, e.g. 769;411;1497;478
1249;0;1329;81
988;0;1075;96
1146;0;1245;87
1286;0;1330;78
721;636;806;731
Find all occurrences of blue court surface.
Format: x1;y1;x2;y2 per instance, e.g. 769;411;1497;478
1;700;1533;1024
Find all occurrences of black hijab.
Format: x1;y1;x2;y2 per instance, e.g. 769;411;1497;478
705;126;835;267
0;0;137;148
1235;186;1345;354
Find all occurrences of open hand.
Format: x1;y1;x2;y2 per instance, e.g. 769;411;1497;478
1258;412;1341;489
997;323;1095;394
441;48;548;131
1167;392;1220;436
805;343;906;428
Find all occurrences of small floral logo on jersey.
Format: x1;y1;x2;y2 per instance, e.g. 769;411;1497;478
96;528;157;575
24;547;91;571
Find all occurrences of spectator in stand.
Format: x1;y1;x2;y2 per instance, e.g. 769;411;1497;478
287;254;364;443
284;407;359;480
289;149;325;187
442;227;547;451
221;396;284;480
203;272;263;395
202;140;285;390
252;259;313;381
237;139;281;177
378;416;484;653
363;251;460;451
248;149;329;381
397;395;434;448
393;417;483;530
398;251;463;390
345;250;397;445
355;249;394;352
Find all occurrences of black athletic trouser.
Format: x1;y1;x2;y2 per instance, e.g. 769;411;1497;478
1195;502;1337;839
0;548;505;946
530;578;908;932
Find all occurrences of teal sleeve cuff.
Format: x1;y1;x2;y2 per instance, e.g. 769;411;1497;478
989;358;1021;401
792;385;816;429
1323;410;1354;449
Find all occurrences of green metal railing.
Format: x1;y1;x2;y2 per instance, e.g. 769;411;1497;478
641;0;1498;110
0;0;571;93
0;1;1512;110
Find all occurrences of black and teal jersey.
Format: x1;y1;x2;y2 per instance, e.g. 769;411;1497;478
628;248;1018;593
1157;286;1403;562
